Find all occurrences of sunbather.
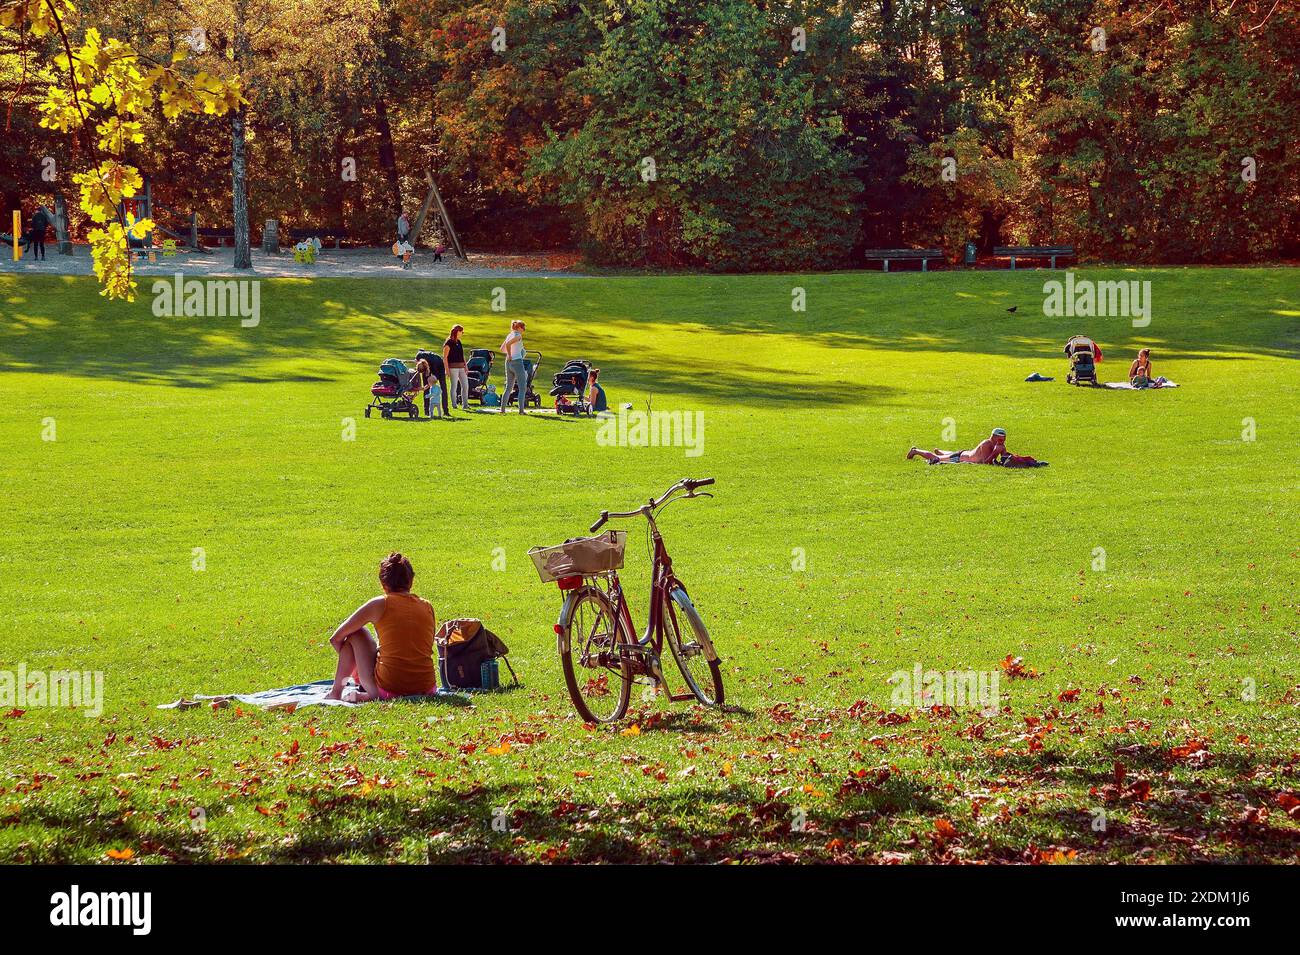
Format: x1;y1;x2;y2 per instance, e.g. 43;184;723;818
907;428;1007;465
324;553;438;702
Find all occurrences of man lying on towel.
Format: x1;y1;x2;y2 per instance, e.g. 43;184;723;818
907;428;1048;467
908;428;1007;465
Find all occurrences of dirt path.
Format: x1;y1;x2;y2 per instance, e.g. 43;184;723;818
0;245;590;280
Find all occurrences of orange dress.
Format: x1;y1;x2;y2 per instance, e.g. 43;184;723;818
374;592;437;695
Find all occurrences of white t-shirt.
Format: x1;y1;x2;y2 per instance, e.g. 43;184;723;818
504;332;524;360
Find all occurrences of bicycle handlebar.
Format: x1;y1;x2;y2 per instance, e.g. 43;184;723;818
589;477;716;533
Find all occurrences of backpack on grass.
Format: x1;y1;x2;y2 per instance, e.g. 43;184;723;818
436;619;518;690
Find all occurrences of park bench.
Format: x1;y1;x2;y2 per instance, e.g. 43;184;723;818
864;248;945;272
993;245;1075;270
289;228;349;250
196;227;235;248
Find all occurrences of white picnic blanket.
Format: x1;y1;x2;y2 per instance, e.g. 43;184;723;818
158;679;467;711
1103;380;1178;390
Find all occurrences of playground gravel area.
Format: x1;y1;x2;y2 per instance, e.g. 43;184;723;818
0;244;590;280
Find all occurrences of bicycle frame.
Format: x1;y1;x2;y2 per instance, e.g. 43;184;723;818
604;512;677;648
589;484;717;697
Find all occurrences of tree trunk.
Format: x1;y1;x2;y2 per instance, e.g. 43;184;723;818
979;210;1005;253
231;0;253;269
232;107;251;268
370;0;405;228
373;95;403;220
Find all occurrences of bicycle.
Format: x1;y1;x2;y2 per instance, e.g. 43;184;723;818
530;478;724;724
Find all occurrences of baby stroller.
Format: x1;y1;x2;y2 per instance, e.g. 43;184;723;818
505;350;543;410
1064;336;1099;386
466;348;495;404
551;359;599;416
366;357;422;419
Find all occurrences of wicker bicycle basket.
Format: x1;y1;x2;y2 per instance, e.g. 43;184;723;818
529;530;627;583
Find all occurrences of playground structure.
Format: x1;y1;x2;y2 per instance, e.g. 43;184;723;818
120;177;211;256
409;170;466;261
126;167;470;257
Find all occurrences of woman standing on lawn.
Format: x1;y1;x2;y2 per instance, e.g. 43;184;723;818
443;324;469;412
323;553;437;702
500;319;529;415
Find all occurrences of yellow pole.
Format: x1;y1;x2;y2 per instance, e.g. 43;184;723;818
11;211;19;261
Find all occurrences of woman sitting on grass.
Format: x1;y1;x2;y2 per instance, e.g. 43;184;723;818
1129;348;1153;386
324;553;437;702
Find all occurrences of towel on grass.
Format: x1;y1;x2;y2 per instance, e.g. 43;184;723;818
927;457;1048;467
1103;378;1178;390
158;679;470;712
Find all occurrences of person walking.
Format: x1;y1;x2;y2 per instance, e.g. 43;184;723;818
443;324;469;412
27;205;50;261
499;320;529;415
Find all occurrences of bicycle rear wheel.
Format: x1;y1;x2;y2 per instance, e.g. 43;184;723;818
665;587;724;706
559;585;633;723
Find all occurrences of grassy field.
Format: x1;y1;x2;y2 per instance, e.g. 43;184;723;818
0;267;1296;864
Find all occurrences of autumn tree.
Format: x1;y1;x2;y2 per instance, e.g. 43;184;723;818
1;0;242;298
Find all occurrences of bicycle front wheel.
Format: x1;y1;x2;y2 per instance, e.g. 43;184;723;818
559;585;633;724
665;587;724;706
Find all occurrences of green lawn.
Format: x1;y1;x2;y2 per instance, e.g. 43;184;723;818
0;267;1297;863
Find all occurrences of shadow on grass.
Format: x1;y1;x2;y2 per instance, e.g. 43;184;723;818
954;740;1300;862
3;273;1292;406
260;773;942;863
6;771;941;864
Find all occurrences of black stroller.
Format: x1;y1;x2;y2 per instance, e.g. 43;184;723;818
466;348;495;404
1064;336;1100;386
505;350;543;409
366;357;422;419
550;359;598;416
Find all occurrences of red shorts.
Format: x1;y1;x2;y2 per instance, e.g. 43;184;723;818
376;682;437;701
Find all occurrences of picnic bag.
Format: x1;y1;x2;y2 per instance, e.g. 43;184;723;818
436;618;517;690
